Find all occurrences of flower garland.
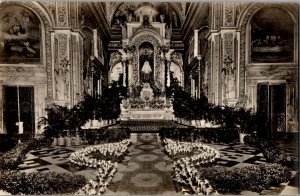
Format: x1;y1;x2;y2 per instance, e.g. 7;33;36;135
163;138;220;195
70;139;131;195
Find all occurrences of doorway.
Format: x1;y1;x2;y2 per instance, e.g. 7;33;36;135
3;86;35;135
257;83;286;139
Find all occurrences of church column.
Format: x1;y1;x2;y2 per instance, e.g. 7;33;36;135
99;75;103;96
51;2;84;106
220;2;239;106
165;49;174;87
197;56;202;98
122;61;127;87
166;61;171;87
194;30;199;57
209;2;239;106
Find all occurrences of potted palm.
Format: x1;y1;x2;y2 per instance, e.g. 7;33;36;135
235;107;255;143
38;104;70;146
68;102;88;146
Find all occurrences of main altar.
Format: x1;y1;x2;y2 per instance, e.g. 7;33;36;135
108;4;184;121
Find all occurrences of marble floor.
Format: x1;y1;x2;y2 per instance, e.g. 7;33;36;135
16;133;298;195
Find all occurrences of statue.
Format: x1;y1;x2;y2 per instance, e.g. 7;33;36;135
141;60;152;81
55;60;70;101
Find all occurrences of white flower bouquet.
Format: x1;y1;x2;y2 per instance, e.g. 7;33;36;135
72;139;131;195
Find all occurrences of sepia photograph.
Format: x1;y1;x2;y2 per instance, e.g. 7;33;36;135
0;1;298;195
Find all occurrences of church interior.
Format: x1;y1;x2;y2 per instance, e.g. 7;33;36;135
0;2;298;195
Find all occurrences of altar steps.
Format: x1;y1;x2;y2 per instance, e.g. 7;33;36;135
119;120;176;133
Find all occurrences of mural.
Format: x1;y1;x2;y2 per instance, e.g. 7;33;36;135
250;7;294;63
0;6;41;64
111;3;182;29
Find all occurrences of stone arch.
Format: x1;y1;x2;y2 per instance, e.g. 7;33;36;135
236;3;297;97
129;30;164;89
130;29;163;46
0;1;53;98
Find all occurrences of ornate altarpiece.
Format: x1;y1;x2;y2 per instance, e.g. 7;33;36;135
110;6;183;120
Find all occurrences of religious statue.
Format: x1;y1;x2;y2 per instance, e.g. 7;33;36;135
222;57;235;99
55;60;70;101
141;60;152;81
55;68;66;101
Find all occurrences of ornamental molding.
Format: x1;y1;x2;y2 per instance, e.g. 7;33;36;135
56;2;68;26
224;4;234;26
223;33;234;59
130;30;162;47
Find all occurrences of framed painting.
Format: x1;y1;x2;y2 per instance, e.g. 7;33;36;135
250;7;294;63
0;5;41;64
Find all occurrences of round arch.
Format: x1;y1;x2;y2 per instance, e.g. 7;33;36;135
236;3;297;96
0;1;54;97
128;30;164;89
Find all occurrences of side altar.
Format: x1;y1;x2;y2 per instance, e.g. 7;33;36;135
108;4;183;121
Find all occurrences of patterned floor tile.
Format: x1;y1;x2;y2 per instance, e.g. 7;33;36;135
14;132;298;195
56;161;90;173
243;156;268;164
18;158;51;170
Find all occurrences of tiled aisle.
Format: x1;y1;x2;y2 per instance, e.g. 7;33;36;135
105;133;178;195
16;134;298;195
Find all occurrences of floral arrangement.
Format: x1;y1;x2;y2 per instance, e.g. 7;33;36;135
162;138;220;195
174;160;217;195
163;138;220;164
70;139;131;195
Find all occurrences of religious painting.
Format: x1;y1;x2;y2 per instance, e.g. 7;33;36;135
250;7;294;63
0;5;41;64
139;42;154;83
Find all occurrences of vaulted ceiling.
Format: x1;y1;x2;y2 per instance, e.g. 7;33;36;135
83;2;209;42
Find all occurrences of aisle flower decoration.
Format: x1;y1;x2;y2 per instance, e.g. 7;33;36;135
163;138;220;195
70;139;131;195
